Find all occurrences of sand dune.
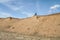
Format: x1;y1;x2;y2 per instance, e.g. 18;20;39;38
0;13;60;37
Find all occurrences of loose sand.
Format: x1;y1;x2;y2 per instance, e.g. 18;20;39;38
0;13;60;37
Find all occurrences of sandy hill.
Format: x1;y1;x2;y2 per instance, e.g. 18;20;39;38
0;13;60;37
0;17;20;31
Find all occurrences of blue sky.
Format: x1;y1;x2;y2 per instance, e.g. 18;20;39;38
0;0;60;18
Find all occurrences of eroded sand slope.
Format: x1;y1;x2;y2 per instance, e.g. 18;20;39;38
0;13;60;37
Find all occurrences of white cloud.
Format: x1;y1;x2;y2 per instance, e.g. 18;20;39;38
5;4;19;11
5;4;24;11
0;0;34;18
0;12;12;18
48;4;60;14
0;0;18;10
3;0;33;17
50;4;60;9
1;0;24;11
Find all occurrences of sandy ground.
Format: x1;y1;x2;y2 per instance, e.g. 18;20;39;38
0;13;60;37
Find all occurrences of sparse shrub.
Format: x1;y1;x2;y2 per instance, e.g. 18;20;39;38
12;27;15;29
58;24;60;25
32;32;38;36
6;26;11;28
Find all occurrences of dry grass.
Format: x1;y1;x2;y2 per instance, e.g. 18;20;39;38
0;31;60;40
